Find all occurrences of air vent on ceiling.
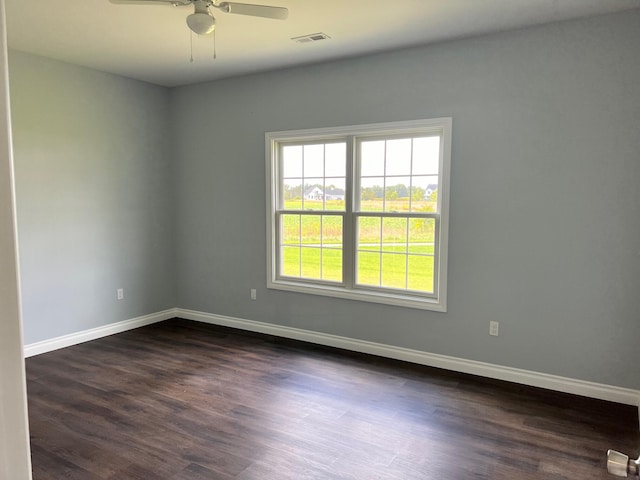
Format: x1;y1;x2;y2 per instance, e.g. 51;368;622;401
292;32;331;44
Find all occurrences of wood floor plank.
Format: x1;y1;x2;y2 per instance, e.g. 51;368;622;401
26;318;639;479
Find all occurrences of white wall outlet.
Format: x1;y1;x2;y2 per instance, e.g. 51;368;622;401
489;321;499;336
250;288;257;300
117;288;124;300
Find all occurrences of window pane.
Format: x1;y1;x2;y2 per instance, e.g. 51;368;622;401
301;215;321;244
382;253;407;290
281;214;343;282
357;251;381;286
386;138;412;176
285;142;347;213
282;214;300;245
301;247;321;278
382;217;407;253
360;177;384;212
282;145;302;178
407;217;435;293
410;176;438;212
353;216;436;294
357;217;381;251
283;179;303;210
408;218;435;247
325;143;346;177
408;254;434;293
303;144;324;177
412;136;440;175
303;180;324;210
324;178;346;211
359;136;441;214
322;248;342;282
281;246;300;277
361;140;385;176
385;176;410;212
322;216;342;247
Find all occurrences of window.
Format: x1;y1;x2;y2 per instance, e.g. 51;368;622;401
266;118;451;311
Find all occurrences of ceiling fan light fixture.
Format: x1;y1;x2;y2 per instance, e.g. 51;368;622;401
186;12;215;35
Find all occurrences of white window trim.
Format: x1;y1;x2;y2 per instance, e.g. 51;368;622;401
265;118;452;312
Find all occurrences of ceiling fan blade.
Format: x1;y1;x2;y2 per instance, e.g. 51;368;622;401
218;2;288;20
109;0;192;5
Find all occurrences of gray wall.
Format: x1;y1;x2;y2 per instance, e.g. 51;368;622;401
171;11;640;389
9;51;175;345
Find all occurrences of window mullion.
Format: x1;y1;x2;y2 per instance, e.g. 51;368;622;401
343;135;356;289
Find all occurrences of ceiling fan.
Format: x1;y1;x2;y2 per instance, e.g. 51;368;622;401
109;0;288;36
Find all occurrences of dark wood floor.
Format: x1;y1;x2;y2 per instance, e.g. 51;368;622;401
26;318;638;479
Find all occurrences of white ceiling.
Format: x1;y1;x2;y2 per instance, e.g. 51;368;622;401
6;0;640;87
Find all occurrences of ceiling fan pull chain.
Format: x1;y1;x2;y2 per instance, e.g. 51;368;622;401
213;29;217;60
190;31;194;63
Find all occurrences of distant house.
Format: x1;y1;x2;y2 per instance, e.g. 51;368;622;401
305;186;345;201
425;184;438;198
305;186;324;200
325;188;345;200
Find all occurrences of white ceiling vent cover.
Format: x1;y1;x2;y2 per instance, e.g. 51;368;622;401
292;33;331;43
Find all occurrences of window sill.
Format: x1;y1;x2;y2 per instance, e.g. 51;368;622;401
267;279;447;312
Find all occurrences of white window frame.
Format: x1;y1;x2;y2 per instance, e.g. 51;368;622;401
265;118;452;311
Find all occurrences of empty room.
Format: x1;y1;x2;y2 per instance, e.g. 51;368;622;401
1;0;639;478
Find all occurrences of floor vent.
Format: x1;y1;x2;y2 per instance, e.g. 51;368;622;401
292;32;331;43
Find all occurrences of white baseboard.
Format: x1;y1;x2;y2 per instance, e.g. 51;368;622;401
23;307;640;416
23;309;178;358
177;308;640;410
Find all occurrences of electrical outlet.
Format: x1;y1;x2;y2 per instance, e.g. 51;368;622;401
250;288;257;300
117;288;124;300
489;321;499;336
